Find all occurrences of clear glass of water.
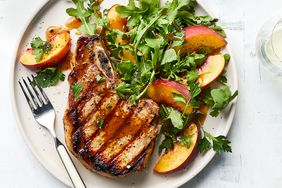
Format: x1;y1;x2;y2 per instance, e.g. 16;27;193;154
257;15;282;75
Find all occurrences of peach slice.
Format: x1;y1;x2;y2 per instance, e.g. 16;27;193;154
107;4;127;32
107;4;128;45
65;17;82;30
147;79;193;114
154;123;200;174
197;54;225;88
122;49;136;64
183;25;227;53
106;5;136;63
198;105;209;125
20;30;71;70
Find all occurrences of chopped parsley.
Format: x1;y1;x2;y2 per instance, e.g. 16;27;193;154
71;82;83;101
31;37;52;62
224;53;231;64
199;130;232;154
97;118;104;129
95;74;105;83
180;135;193;148
32;68;65;88
159;136;173;154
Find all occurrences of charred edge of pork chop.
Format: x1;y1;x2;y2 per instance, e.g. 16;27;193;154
63;35;160;178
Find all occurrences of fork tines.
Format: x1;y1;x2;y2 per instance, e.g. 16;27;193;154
18;76;50;111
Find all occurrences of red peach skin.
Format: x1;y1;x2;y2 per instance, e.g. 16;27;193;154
154;123;200;174
147;79;193;114
183;25;227;53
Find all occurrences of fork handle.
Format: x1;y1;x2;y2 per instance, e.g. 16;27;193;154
55;138;86;188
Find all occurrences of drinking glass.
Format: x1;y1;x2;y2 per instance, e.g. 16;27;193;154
257;15;282;75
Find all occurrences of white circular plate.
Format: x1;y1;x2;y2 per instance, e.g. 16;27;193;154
10;0;238;187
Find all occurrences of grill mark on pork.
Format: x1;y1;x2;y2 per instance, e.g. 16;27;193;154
77;98;125;159
72;92;120;153
63;35;160;178
93;100;159;169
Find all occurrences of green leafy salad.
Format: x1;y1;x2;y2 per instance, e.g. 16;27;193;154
34;0;238;157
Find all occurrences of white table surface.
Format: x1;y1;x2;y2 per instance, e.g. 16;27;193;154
1;0;282;187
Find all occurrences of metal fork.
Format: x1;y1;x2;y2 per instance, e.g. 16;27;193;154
19;76;86;188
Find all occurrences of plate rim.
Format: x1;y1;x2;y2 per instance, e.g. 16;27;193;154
9;0;238;187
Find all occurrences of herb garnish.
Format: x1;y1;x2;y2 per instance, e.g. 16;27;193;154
32;68;65;88
180;135;193;148
71;82;83;100
159;136;173;154
95;74;105;83
66;0;107;35
202;85;238;117
224;53;231;64
97;118;104;129
31;37;52;62
199;130;232;154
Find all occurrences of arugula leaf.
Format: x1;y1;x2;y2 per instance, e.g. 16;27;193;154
145;37;165;49
187;98;200;108
116;0;148;18
161;52;205;81
129;94;138;104
134;12;162;48
161;49;177;65
173;92;186;103
97;118;104;129
31;37;52;62
32;68;65;88
203;85;238;117
72;82;83;101
66;0;106;35
186;71;198;82
159;136;173;153
140;0;160;8
115;82;135;99
189;82;201;98
66;0;94;35
172;30;185;47
167;107;184;130
166;0;193;24
116;61;136;82
200;130;232;154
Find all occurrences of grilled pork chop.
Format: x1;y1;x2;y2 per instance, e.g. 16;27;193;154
63;35;160;178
